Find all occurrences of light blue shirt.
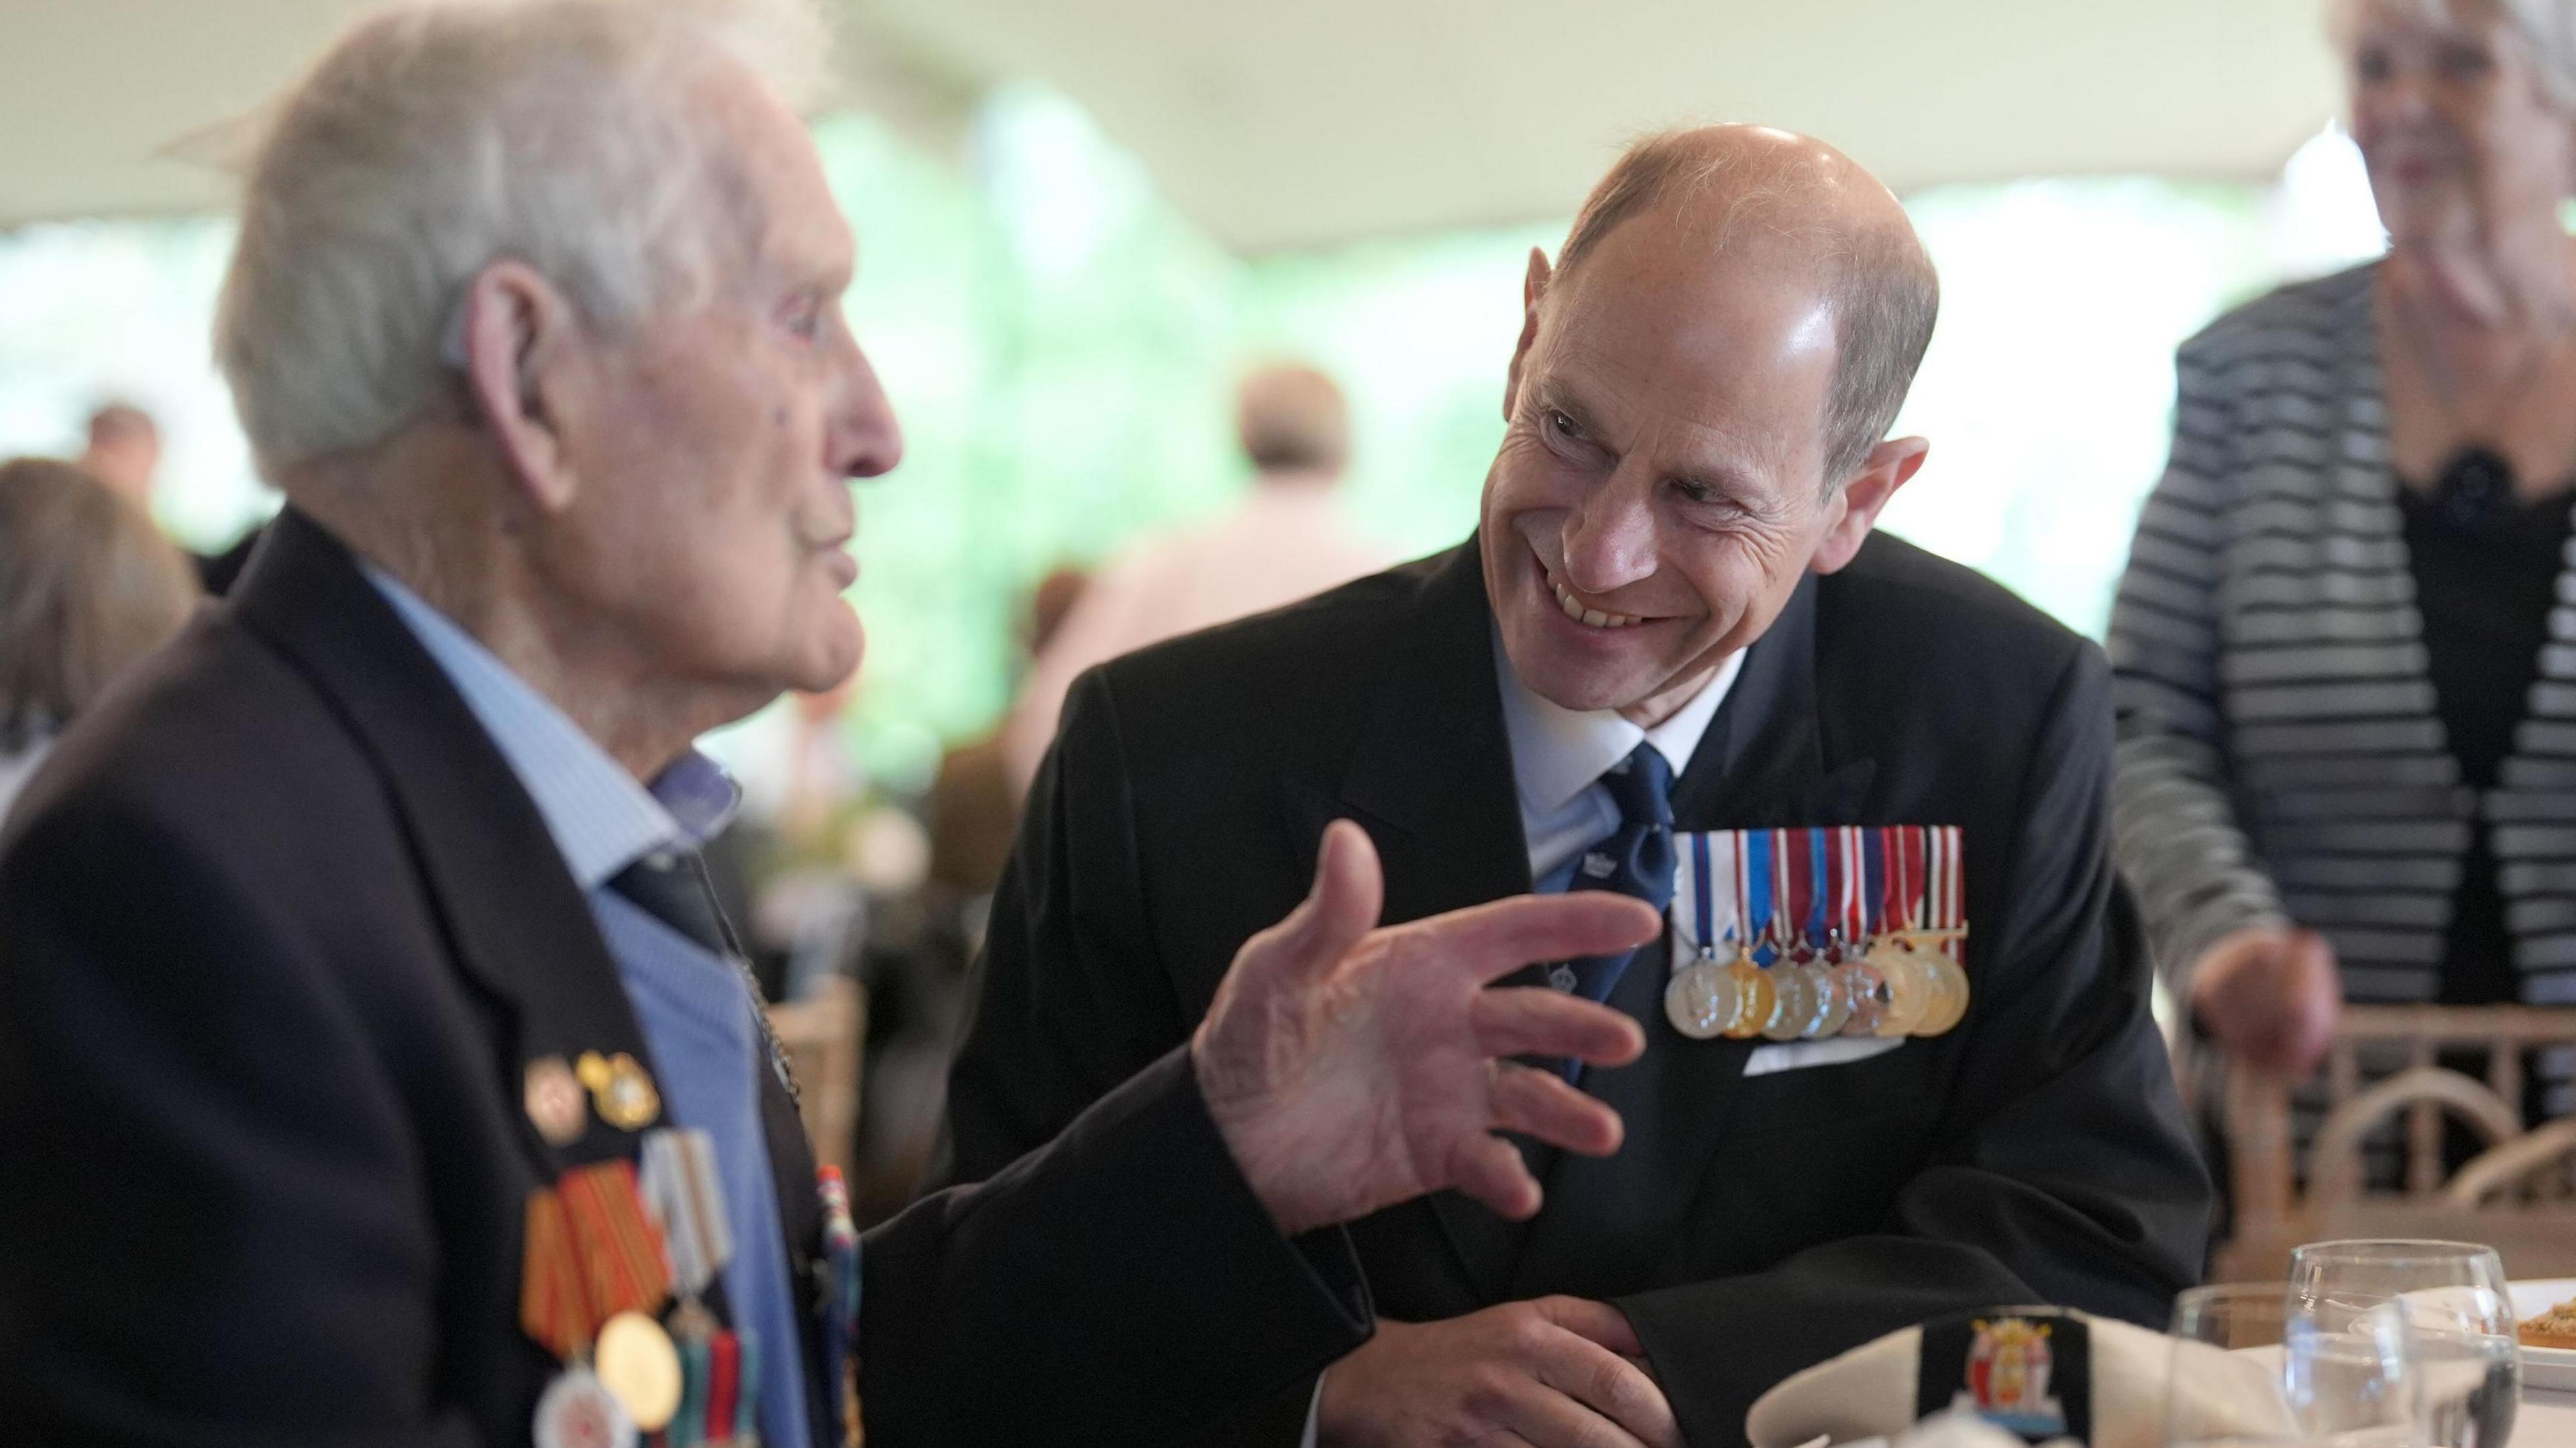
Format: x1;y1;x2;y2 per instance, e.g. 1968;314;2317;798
368;570;814;1448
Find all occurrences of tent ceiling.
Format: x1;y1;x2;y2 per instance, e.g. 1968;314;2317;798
0;0;2346;251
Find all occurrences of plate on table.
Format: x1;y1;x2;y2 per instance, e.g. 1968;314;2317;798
2512;1279;2576;1392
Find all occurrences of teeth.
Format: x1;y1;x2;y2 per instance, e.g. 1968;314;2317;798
1552;576;1643;629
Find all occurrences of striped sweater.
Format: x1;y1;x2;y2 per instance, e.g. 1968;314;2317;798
2109;261;2576;1070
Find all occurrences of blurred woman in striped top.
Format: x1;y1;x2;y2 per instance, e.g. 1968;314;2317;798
2110;0;2576;1111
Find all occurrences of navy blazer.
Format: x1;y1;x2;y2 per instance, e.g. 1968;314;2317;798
0;508;1369;1447
942;534;2214;1447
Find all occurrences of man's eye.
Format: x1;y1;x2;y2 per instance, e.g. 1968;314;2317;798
784;300;824;341
1674;480;1713;505
1548;410;1582;441
2438;42;2493;76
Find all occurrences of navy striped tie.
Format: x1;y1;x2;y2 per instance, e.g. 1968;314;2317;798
1559;742;1676;1008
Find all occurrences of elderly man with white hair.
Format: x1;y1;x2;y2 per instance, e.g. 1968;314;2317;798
0;3;1664;1445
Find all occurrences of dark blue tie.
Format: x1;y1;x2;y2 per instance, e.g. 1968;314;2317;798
1558;742;1676;1011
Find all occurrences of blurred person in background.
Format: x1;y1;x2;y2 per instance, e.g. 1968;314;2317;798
932;564;1088;899
80;400;268;595
76;402;160;509
0;2;1662;1444
2110;0;2576;1111
1002;361;1396;797
0;457;195;822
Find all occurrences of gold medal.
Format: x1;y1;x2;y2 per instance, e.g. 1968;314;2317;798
577;1052;662;1132
1721;953;1771;1040
524;1056;588;1147
1868;942;1931;1038
1916;953;1972;1036
1663;958;1741;1041
594;1311;683;1433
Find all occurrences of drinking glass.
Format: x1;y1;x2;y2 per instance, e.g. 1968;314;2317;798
2168;1283;2420;1448
2290;1240;2519;1448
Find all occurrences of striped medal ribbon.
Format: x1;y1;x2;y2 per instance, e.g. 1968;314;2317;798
636;1127;767;1448
1662;831;1744;1040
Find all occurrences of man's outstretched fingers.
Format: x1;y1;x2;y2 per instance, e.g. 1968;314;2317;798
1472;988;1646;1068
1491;1064;1624;1157
1449;1130;1544;1221
1426;893;1663;983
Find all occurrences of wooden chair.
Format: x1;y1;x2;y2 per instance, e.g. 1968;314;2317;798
765;977;867;1175
2214;1004;2576;1282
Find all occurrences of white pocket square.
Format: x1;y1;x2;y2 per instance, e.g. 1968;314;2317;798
1742;1036;1905;1077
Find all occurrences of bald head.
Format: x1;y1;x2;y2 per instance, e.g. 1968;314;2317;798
1556;125;1937;487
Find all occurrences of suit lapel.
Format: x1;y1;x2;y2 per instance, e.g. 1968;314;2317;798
233;510;667;1176
1511;571;1877;1295
1309;541;1539;1303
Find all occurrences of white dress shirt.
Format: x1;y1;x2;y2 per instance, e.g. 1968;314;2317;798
1497;636;1746;891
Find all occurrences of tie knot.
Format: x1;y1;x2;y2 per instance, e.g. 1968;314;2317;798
1600;743;1673;827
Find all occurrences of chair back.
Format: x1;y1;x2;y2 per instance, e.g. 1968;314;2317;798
765;977;867;1175
2214;1003;2576;1281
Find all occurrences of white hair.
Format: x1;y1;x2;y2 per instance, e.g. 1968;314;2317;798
2329;0;2576;110
214;0;832;478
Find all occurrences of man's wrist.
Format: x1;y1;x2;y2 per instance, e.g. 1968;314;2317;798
1189;1032;1312;1236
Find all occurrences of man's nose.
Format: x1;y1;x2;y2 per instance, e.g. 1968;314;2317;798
1560;465;1658;595
830;337;904;481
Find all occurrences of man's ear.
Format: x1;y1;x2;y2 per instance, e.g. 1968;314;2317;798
457;259;585;514
1810;436;1929;575
1503;246;1552;423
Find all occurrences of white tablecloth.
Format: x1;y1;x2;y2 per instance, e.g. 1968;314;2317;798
2519;1388;2576;1445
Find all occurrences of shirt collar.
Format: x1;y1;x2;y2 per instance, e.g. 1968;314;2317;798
1495;626;1746;818
365;567;739;889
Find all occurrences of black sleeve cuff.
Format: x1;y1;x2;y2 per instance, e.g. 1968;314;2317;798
862;1047;1373;1447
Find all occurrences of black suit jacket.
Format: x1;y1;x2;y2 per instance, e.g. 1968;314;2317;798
0;509;1368;1447
941;535;2212;1447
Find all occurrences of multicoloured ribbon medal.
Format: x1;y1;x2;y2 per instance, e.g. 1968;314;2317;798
1832;831;1890;1038
820;1166;864;1448
1664;830;1742;1040
1866;828;1933;1038
522;1159;682;1441
1727;831;1777;1041
1913;827;1972;1036
1760;832;1822;1041
1805;827;1857;1039
637;1127;767;1448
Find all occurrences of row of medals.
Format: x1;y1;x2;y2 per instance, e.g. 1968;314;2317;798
1662;929;1970;1042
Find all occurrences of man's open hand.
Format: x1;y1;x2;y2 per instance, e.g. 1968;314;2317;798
1317;1296;1682;1448
1193;819;1657;1237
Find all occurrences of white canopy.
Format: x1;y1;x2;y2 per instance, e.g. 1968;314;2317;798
0;0;2345;249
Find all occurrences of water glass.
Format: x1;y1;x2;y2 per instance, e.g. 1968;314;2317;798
2169;1283;2421;1448
2290;1240;2519;1448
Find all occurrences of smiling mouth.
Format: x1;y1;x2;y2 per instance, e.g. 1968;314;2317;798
1542;564;1647;630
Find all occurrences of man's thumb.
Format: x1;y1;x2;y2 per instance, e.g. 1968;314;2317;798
1276;820;1384;982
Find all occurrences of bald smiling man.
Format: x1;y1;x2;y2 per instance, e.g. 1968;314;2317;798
941;127;2212;1447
